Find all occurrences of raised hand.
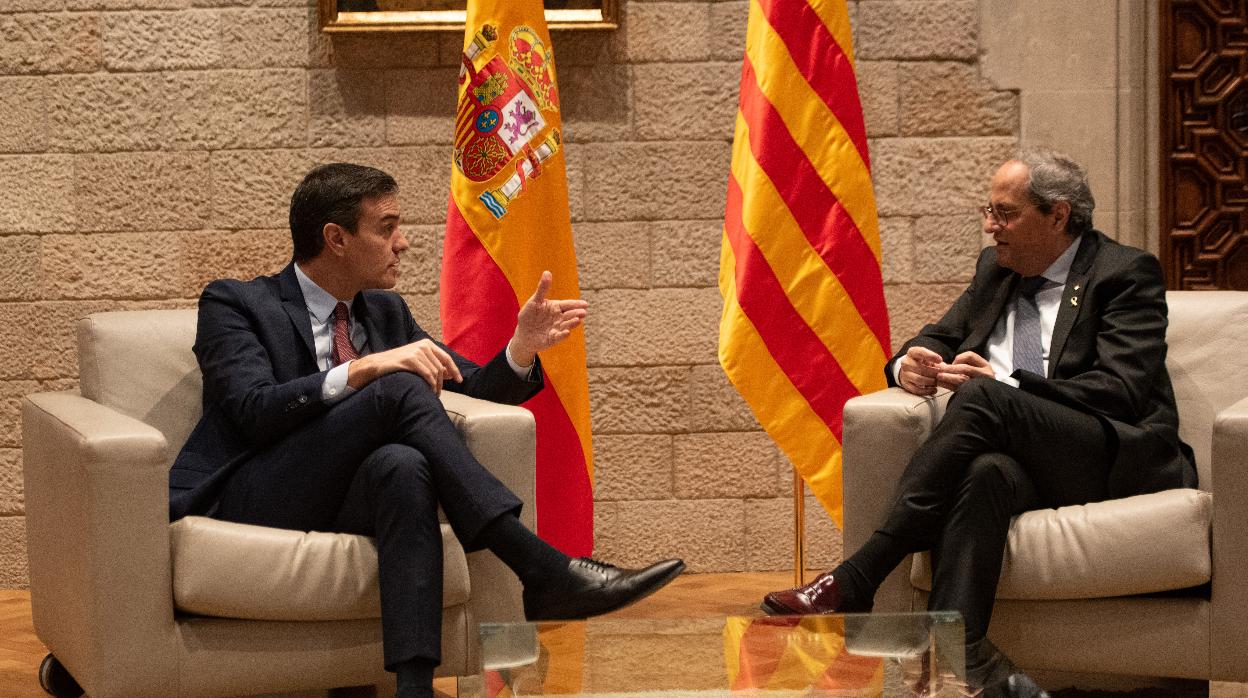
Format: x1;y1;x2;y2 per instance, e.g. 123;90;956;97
509;271;589;366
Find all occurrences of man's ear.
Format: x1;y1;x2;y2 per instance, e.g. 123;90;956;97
1051;200;1071;233
322;222;349;257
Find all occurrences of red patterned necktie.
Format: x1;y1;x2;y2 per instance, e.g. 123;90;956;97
331;302;358;365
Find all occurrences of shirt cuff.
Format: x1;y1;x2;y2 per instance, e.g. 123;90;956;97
322;362;356;404
891;360;903;387
505;342;536;380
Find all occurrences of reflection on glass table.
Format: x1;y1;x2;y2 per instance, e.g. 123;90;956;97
466;612;968;697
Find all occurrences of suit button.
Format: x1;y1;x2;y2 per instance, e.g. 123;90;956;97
298;395;309;404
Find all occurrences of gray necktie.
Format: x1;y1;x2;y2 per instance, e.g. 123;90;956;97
1012;276;1048;376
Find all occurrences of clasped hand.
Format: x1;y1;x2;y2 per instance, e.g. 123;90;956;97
897;346;994;396
349;338;463;395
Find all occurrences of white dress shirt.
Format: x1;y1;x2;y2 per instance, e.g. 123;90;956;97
985;235;1083;386
890;236;1083;388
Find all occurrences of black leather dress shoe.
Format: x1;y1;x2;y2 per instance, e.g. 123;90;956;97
964;637;1050;698
523;557;686;621
903;653;1049;698
998;673;1049;698
761;571;859;615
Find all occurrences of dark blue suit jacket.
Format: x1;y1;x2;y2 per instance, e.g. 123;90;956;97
169;264;542;520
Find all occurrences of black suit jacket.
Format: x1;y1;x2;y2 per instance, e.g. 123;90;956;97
169;264;542;520
885;230;1196;498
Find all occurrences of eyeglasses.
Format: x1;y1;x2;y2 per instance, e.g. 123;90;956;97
979;204;1025;227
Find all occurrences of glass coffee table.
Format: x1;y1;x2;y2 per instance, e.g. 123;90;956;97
463;612;968;697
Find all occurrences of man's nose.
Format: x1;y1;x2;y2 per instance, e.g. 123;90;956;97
394;231;410;252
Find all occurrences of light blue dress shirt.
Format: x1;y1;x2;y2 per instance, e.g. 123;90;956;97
294;263;365;404
293;264;533;404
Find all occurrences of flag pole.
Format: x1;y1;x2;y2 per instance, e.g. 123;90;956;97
793;470;806;587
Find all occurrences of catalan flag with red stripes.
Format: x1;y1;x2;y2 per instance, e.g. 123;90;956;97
441;0;593;555
718;0;890;528
724;616;883;691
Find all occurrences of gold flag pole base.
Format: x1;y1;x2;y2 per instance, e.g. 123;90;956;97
793;470;806;587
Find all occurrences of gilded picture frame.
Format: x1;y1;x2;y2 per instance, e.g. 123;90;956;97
318;0;618;32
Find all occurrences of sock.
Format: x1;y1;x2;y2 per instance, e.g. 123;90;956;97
963;636;1022;689
835;530;909;610
394;658;435;698
475;513;571;587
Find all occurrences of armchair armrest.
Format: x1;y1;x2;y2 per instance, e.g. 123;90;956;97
439;392;536;627
1211;394;1248;680
841;387;951;612
439;392;536;528
22;391;178;694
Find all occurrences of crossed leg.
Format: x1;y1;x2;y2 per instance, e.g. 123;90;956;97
216;372;524;667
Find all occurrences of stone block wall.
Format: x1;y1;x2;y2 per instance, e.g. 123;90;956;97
0;0;1020;586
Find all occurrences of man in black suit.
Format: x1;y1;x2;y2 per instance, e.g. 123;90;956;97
169;163;683;698
762;151;1196;688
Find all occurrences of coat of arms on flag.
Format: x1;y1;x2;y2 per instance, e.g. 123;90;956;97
443;0;594;557
454;23;562;220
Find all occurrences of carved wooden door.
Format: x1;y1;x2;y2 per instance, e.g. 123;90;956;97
1160;0;1248;290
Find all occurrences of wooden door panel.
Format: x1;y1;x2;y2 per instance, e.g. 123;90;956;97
1160;0;1248;290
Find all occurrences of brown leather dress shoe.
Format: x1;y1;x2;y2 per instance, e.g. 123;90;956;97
760;570;848;615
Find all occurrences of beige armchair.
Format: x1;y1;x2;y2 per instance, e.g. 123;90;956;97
842;291;1248;682
22;309;537;697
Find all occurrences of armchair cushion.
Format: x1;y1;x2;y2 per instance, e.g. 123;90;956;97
170;516;470;621
911;487;1212;599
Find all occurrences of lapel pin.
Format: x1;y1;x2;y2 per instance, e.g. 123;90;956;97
1073;284;1081;291
1071;296;1079;306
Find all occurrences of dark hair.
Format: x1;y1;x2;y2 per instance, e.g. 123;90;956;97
1015;148;1096;237
289;163;398;262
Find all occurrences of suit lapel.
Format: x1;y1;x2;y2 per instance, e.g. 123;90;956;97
353;293;387;354
1047;232;1100;377
278;264;317;361
965;270;1018;352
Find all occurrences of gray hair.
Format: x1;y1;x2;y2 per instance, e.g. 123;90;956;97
1014;149;1095;236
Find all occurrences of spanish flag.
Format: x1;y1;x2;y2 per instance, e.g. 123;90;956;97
718;0;890;528
441;0;592;555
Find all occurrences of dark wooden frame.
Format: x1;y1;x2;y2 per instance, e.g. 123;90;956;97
318;0;619;32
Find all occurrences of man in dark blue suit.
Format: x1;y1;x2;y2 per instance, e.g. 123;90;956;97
169;163;683;698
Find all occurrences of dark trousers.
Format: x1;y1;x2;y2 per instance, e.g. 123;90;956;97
215;372;523;668
860;377;1113;643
